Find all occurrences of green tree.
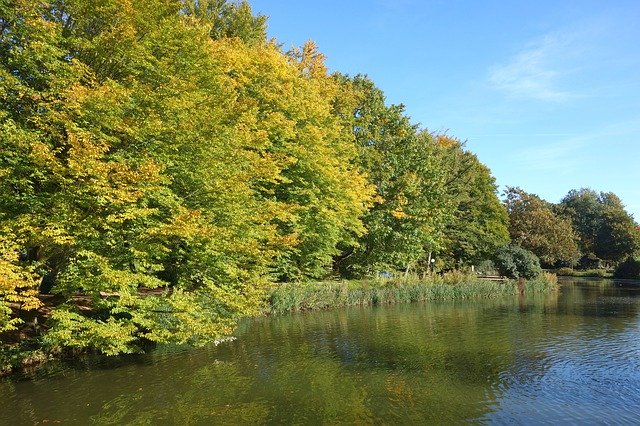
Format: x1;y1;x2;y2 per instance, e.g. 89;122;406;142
220;41;374;281
182;0;267;44
436;136;509;268
333;75;451;277
504;187;580;266
559;189;639;265
614;257;640;279
0;0;375;355
0;0;282;353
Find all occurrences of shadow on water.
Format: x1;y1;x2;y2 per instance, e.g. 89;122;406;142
3;278;640;424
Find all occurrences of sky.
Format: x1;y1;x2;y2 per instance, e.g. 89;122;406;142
250;0;640;220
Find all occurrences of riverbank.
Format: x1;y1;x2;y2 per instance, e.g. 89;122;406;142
551;268;613;278
268;271;558;314
5;277;640;425
1;272;558;377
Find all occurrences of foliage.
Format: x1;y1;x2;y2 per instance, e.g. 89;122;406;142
0;0;280;353
436;136;509;268
225;42;374;281
475;260;498;276
182;0;268;44
0;0;371;356
504;187;580;266
0;232;42;332
331;81;509;276
333;75;452;277
559;188;639;264
493;244;542;279
613;257;640;280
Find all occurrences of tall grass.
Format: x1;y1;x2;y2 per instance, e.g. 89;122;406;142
268;271;559;314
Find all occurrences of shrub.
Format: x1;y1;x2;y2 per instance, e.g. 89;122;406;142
493;244;542;279
475;260;498;275
614;257;640;279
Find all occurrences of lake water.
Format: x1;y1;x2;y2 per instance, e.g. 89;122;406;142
3;278;640;424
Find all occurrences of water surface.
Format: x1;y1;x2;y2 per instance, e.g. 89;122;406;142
3;278;640;424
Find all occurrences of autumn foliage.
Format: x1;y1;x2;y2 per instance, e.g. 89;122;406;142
1;1;636;360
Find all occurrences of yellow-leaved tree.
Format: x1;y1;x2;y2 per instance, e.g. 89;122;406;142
208;39;374;280
1;0;372;358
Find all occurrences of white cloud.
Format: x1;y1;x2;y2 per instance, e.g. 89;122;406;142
489;33;580;102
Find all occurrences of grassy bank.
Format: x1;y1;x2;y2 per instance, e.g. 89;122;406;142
268;271;558;314
551;268;612;278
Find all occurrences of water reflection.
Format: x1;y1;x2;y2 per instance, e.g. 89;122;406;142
2;279;640;424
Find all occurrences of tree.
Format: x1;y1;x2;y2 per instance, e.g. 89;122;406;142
614;257;640;279
333;75;451;277
0;0;283;353
596;193;640;263
559;189;639;265
436;136;510;268
182;0;268;45
504;188;580;266
0;0;375;355
219;41;374;281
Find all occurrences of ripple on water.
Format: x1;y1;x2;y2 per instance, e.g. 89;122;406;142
482;312;640;423
4;279;640;424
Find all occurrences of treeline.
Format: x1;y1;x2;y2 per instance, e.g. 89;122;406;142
0;0;637;357
504;187;640;272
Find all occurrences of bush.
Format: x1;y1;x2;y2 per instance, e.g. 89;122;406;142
475;260;498;275
614;257;640;279
493;244;542;279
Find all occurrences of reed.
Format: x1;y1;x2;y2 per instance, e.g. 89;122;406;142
267;271;559;314
552;268;612;278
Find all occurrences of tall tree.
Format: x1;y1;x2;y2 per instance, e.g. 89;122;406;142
504;188;580;266
559;189;639;264
333;75;451;276
436;136;509;268
0;0;282;353
216;40;374;281
0;0;372;354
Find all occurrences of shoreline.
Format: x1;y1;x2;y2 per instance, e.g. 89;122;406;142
2;273;558;378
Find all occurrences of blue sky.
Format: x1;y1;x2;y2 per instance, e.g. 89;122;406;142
250;0;640;219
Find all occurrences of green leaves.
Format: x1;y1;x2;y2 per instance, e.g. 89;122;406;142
334;76;508;277
44;310;140;356
436;136;509;269
559;189;639;264
336;76;451;275
505;187;580;266
182;0;268;44
1;0;270;353
493;244;542;280
0;0;372;355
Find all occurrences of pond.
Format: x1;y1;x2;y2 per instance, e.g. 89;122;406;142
3;278;640;424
